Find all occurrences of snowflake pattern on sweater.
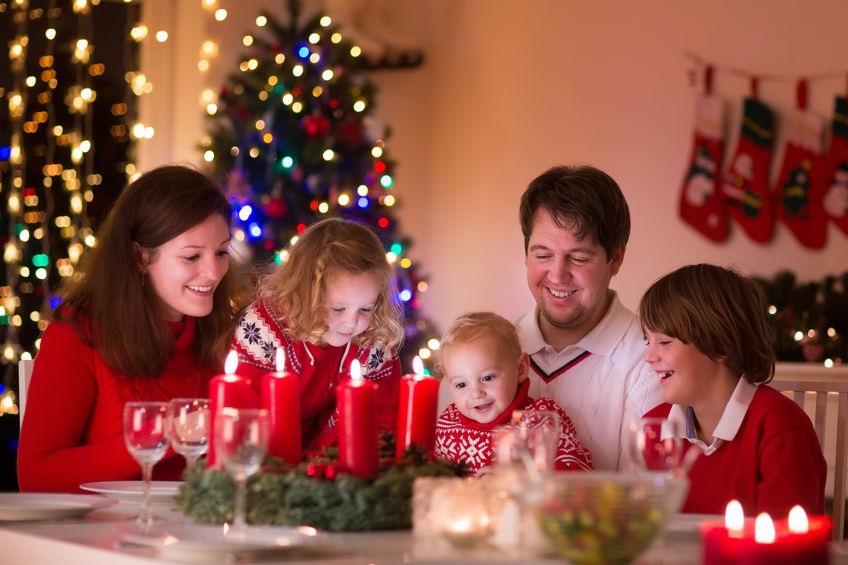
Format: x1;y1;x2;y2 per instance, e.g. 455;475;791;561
434;397;593;475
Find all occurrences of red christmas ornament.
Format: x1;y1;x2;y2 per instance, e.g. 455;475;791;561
264;197;288;220
306;462;325;478
302;115;331;138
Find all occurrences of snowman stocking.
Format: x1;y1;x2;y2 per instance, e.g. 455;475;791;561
822;96;848;236
771;89;826;249
721;97;775;243
679;94;728;242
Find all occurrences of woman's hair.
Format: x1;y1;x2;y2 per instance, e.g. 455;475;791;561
55;164;239;377
260;217;404;349
435;311;522;379
638;263;775;385
519;164;631;260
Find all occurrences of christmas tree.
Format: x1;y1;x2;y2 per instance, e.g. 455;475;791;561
199;1;439;371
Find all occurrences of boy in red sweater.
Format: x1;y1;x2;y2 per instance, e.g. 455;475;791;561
433;312;592;475
641;264;826;518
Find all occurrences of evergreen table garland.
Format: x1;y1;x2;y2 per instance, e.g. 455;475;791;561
175;441;464;532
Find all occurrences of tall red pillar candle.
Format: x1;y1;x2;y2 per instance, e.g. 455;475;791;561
262;348;301;465
396;356;439;459
337;360;379;478
208;350;260;468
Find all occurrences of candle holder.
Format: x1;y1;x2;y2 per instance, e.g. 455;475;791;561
426;478;493;549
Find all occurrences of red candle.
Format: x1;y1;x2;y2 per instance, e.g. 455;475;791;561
701;501;832;565
336;360;379;478
262;349;301;465
395;356;439;459
208;350;260;468
701;500;747;565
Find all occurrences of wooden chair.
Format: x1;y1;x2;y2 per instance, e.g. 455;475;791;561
771;367;848;543
18;358;34;431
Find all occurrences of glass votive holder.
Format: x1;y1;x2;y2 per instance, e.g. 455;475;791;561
427;478;493;549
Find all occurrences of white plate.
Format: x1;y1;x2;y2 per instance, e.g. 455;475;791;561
79;481;182;504
0;493;115;522
122;524;320;562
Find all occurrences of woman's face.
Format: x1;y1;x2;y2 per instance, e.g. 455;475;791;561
139;214;231;322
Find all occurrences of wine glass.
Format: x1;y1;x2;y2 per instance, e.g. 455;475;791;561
214;407;269;533
625;416;693;548
123;401;169;530
625;417;685;474
490;409;561;554
168;398;210;468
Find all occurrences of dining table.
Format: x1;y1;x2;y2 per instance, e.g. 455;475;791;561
1;490;847;565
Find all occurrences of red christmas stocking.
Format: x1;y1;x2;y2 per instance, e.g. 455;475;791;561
822;96;848;236
679;94;728;242
771;102;827;249
721;97;775;243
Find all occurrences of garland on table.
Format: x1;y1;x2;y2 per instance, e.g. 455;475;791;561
175;433;464;532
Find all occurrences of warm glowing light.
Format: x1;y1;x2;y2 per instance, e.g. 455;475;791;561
353;100;366;112
754;513;775;543
788;506;809;534
155;30;168;43
724;500;744;533
322;149;334;161
413;356;424;377
350;360;362;384
427;338;440;350
130;25;148;41
276;349;286;372
225;351;238;375
214;9;227;21
418;348;432;360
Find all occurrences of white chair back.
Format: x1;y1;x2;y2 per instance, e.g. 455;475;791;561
771;369;848;543
18;358;34;430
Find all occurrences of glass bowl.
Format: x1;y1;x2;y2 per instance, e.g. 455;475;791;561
532;471;685;565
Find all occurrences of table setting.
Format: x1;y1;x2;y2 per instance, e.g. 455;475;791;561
4;353;848;564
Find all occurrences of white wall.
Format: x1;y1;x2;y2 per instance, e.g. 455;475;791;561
140;0;848;336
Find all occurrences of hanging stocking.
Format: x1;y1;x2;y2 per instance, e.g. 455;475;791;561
822;95;848;236
771;80;827;249
679;67;728;241
721;87;775;243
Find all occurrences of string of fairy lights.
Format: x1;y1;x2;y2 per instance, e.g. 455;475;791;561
0;0;440;416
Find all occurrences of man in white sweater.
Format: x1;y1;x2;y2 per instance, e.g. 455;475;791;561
515;164;662;471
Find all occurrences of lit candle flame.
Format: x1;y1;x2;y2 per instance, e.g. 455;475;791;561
276;348;286;372
413;355;424;379
350;359;362;384
788;505;809;534
754;513;776;544
725;500;745;534
224;350;238;375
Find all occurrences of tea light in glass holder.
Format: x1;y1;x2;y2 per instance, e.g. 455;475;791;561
430;479;492;549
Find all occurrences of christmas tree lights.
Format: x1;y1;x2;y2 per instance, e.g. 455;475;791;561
199;1;440;370
0;0;138;415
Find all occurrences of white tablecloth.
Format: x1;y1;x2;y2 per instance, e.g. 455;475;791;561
1;498;846;564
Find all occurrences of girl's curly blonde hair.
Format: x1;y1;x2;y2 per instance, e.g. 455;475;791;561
260;217;405;349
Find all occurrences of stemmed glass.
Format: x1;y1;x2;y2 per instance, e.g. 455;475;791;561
214;407;269;534
168;398;211;468
625;417;685;474
491;409;561;554
123;401;169;530
625;417;694;550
